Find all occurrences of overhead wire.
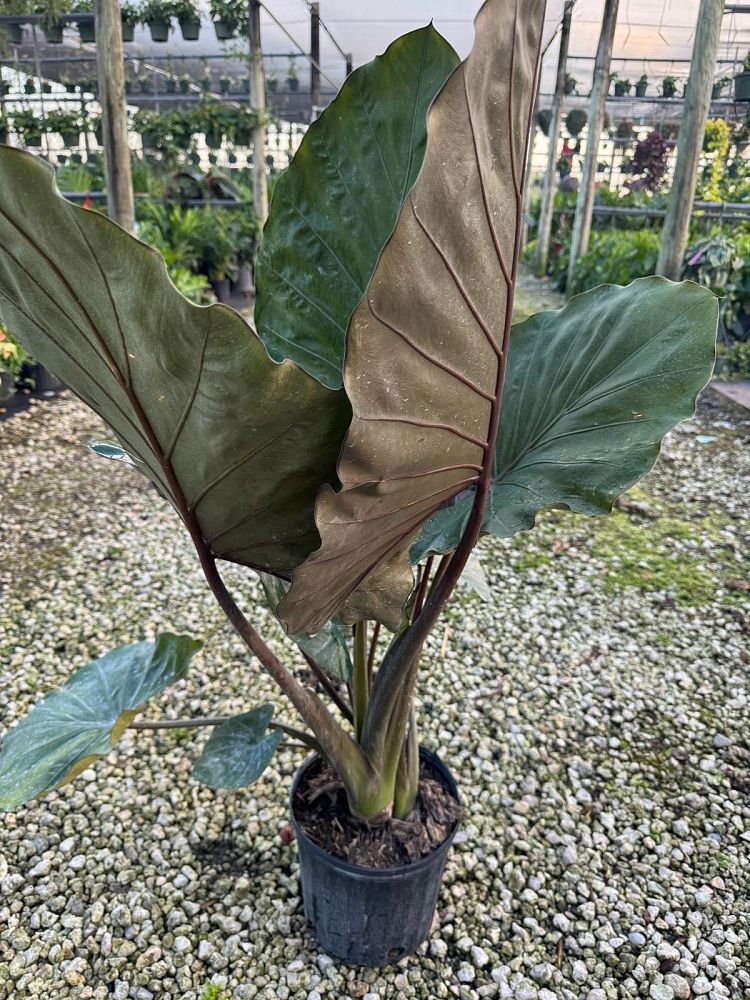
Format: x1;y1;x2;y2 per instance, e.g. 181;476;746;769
260;2;340;90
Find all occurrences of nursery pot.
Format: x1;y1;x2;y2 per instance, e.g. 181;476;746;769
25;134;42;148
121;21;135;42
43;23;64;43
287;77;300;93
613;82;627;97
165;77;177;94
290;748;460;967
8;24;23;45
77;20;95;43
214;20;235;40
635;81;648;97
179;18;201;41
210;277;232;303
60;130;79;147
147;19;170;42
734;72;750;102
20;362;64;394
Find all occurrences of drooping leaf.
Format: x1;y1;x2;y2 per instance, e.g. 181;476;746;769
0;634;201;811
459;552;492;602
259;573;352;681
0;148;349;578
279;0;546;634
414;278;718;556
255;25;460;389
192;705;282;790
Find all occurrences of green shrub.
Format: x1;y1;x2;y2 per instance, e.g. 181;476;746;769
560;230;661;295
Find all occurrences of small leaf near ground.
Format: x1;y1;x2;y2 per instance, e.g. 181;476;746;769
0;634;201;811
192;706;283;790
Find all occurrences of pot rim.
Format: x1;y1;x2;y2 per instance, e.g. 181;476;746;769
289;746;461;880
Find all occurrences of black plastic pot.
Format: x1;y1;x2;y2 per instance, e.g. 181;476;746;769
147;19;170;42
735;72;750;102
43;23;64;43
613;82;628;97
635;81;648;97
179;18;200;40
77;20;95;43
214;20;235;40
8;24;23;45
121;21;135;42
20;362;64;395
290;748;460;967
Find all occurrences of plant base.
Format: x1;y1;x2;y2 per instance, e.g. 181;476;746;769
290;748;460;967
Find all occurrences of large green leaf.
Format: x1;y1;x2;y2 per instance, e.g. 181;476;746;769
192;705;282;790
0;634;201;811
279;0;547;634
259;573;352;681
413;278;718;557
254;25;459;389
0;148;349;578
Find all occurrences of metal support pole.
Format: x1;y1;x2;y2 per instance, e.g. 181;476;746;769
656;0;724;279
310;1;320;109
534;1;574;277
248;0;268;225
345;53;353;77
566;0;619;291
95;0;135;231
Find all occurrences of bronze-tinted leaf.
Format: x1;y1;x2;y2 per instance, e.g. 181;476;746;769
0;148;349;578
279;0;546;633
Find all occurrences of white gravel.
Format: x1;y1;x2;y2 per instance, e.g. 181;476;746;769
0;381;748;999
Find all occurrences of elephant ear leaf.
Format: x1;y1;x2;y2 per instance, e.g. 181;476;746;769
0;147;349;579
192;705;282;790
279;0;546;634
255;24;459;389
413;277;719;557
0;634;201;811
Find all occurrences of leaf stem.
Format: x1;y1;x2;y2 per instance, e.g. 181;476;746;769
352;620;368;740
129;714;320;751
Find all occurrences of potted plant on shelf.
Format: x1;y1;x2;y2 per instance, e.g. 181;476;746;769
71;0;94;42
23;77;36;95
712;77;731;100
267;70;278;93
120;0;139;41
635;73;648;97
564;71;576;94
210;0;242;40
45;107;83;146
134;108;171;152
172;0;200;41
286;55;299;92
565;108;587;137
178;73;191;93
231;209;260;295
611;74;631;97
10;108;43;147
34;0;69;43
139;0;172;42
734;53;750;102
219;73;231;94
0;4;719;968
662;75;678;98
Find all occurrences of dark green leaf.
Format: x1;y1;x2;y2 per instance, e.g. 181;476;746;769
415;278;718;556
0;148;349;579
0;634;201;811
259;573;352;681
255;25;459;389
192;706;282;790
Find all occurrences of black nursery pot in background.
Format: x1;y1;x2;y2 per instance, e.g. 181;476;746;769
290;748;460;967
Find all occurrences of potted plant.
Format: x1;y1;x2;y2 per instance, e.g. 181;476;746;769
240;74;251;94
634;73;648;97
139;0;171;42
134;108;170;151
165;73;177;94
662;75;678;98
0;6;719;968
286;55;299;92
79;73;97;96
231;209;260;295
712;77;731;100
267;70;278;93
45;107;83;146
611;74;631;97
565;108;587;136
614;119;635;147
219;73;231;94
172;0;200;40
197;99;229;148
120;0;139;41
210;0;242;40
11;108;43;146
178;73;191;93
564;71;576;94
734;53;750;102
34;0;69;43
23;77;36;95
535;107;552;135
167;108;193;150
71;0;94;42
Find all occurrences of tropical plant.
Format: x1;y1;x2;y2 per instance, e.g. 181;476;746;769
627;130;669;194
209;0;244;30
552;229;662;295
700;118;731;202
171;0;199;21
10;108;44;145
662;75;678;98
0;0;718;936
683;233;750;343
611;74;631;96
635;73;648;96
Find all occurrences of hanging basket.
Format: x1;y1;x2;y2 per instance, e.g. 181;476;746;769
179;18;200;41
147;19;170;42
213;20;235;40
734;72;750;102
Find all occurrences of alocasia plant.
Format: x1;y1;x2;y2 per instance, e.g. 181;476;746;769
0;0;717;827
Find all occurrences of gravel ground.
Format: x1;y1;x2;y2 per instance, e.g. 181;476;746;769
1;312;749;998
